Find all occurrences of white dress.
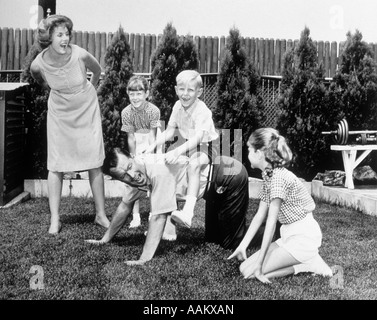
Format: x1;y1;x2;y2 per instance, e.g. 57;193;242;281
33;44;104;172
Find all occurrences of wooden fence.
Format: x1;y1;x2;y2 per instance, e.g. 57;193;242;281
2;27;377;77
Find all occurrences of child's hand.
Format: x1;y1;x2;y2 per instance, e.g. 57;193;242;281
84;239;106;245
125;259;148;266
141;145;154;154
241;262;271;283
164;150;180;164
227;246;247;261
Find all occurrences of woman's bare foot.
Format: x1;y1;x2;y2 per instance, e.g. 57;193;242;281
48;221;62;234
94;215;110;228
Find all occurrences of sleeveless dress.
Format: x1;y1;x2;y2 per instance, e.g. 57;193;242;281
34;44;105;172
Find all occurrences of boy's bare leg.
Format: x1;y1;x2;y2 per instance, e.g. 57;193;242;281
171;153;209;228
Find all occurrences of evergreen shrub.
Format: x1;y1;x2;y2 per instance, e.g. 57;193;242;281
212;27;264;175
97;26;133;156
21;43;49;179
276;27;336;180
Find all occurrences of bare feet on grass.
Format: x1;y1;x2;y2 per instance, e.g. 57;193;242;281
48;220;62;234
94;215;110;228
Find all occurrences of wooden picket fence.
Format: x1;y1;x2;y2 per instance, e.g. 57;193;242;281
2;27;377;77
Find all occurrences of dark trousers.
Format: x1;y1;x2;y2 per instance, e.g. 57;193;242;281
204;158;249;250
204;156;280;250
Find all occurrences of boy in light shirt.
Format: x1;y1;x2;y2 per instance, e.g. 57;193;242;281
144;70;219;228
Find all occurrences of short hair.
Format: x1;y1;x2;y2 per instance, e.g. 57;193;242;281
35;14;73;49
127;75;149;92
102;147;131;176
248;128;293;168
176;70;202;88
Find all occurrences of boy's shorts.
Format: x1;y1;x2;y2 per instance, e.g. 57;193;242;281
186;138;219;164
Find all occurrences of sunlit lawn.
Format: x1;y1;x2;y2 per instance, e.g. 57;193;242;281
0;196;376;300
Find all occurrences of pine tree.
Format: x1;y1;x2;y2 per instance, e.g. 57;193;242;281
21;42;49;178
213;27;263;171
276;27;332;179
150;23;199;125
330;30;377;130
97;26;133;156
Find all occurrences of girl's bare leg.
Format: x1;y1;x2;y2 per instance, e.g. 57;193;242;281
240;242;299;279
47;171;63;234
89;167;110;228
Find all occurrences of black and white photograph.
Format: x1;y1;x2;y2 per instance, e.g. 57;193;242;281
0;0;376;307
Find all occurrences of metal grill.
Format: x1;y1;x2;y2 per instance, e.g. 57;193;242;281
259;76;281;127
201;73;218;110
0;71;22;83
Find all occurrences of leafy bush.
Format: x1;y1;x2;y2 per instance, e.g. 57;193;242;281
97;26;133;156
212;27;263;174
21;43;49;179
276;27;335;180
150;23;199;125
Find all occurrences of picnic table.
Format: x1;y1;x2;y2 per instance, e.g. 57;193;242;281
331;144;377;189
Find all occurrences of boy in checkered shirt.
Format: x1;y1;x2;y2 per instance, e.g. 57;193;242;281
228;128;332;283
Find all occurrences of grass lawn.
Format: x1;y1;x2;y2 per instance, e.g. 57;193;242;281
0;196;376;300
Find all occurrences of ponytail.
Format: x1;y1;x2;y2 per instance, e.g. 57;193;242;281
248;128;292;168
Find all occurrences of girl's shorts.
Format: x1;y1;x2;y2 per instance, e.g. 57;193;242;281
275;212;322;263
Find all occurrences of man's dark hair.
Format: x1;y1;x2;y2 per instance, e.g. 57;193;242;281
102;147;131;176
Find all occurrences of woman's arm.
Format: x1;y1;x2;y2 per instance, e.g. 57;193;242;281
30;61;50;90
81;50;102;87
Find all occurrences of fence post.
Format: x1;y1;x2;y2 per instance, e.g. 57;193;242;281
82;31;88;51
14;29;21;70
88;31;95;57
317;41;324;68
1;28;8;70
219;35;226;64
21;28;28;68
280;39;286;71
134;33;141;72
100;32;106;69
330;41;337;77
144;34;151;73
76;31;83;48
139;34;145;73
324;41;330;77
71;30;77;45
95;32;101;64
274;39;280;75
7;28;14;70
206;36;213;73
212;36;219;73
199;36;206;73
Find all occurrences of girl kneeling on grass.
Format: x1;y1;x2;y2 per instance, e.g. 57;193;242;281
228;128;332;283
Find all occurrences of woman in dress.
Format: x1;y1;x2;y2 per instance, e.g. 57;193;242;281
30;15;110;234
